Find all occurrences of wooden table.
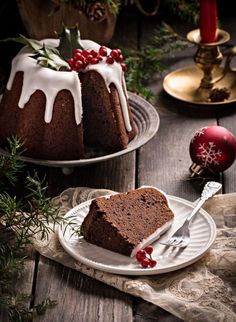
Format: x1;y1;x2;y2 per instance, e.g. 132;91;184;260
1;11;236;322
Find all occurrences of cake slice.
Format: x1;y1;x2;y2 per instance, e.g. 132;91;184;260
81;187;174;257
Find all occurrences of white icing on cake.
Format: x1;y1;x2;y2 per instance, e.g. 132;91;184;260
7;45;82;125
81;40;131;132
6;38;132;131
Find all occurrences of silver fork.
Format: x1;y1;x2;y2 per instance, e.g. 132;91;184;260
160;181;222;248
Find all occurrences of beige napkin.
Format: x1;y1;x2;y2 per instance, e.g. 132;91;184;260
33;187;236;322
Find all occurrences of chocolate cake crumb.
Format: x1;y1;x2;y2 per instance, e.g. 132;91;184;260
81;187;174;256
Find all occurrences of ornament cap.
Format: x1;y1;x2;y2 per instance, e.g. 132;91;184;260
189;163;205;177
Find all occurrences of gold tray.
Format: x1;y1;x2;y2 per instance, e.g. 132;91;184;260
163;66;236;106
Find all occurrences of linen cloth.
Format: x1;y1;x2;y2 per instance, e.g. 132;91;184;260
33;187;236;322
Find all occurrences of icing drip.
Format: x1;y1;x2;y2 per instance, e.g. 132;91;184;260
7;46;82;125
81;40;132;132
7;38;131;132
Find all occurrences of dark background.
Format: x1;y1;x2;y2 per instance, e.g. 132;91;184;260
0;0;235;83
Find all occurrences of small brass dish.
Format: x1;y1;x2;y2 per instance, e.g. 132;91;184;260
163;66;236;105
163;29;236;106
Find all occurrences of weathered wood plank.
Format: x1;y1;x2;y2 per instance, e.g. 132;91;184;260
137;25;218;199
46;153;136;197
0;255;36;322
32;10;139;321
135;300;183;322
0;165;41;321
34;244;133;322
217;15;236;195
137;113;217;201
218;7;236;193
134;15;219;322
218;112;236;193
34;154;136;321
134;78;217;322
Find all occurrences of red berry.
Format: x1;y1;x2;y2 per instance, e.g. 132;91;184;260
136;249;146;262
106;56;114;64
80;56;87;65
90;57;99;64
121;63;127;72
91;50;98;57
110;49;119;59
141;258;149;268
116;54;123;63
97;55;103;61
99;46;108;56
82;50;90;57
67;58;74;67
116;49;122;55
145;245;153;255
86;54;94;63
74;52;84;61
73;60;84;71
149;259;157;268
74;48;82;56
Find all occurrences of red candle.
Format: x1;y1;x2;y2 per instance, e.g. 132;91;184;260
199;0;218;43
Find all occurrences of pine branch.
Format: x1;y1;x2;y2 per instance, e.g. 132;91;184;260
0;294;56;322
24;173;63;239
0;137;24;190
34;298;57;316
122;23;191;102
0;139;64;321
162;0;199;25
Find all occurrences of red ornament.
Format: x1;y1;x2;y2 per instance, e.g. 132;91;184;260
189;125;236;176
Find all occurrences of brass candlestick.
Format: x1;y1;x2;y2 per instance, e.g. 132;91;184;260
163;28;236;106
187;29;230;90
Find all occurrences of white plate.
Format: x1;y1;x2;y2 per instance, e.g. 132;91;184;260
58;195;216;275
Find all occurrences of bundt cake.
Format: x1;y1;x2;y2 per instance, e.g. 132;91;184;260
81;187;175;257
0;35;136;160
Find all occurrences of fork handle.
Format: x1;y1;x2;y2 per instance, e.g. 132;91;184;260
186;181;222;223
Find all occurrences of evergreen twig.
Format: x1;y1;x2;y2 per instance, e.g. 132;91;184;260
0;138;63;321
162;0;199;25
123;23;191;102
0;137;24;189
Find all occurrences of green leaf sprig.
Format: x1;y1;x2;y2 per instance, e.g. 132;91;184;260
56;25;83;60
4;35;70;71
